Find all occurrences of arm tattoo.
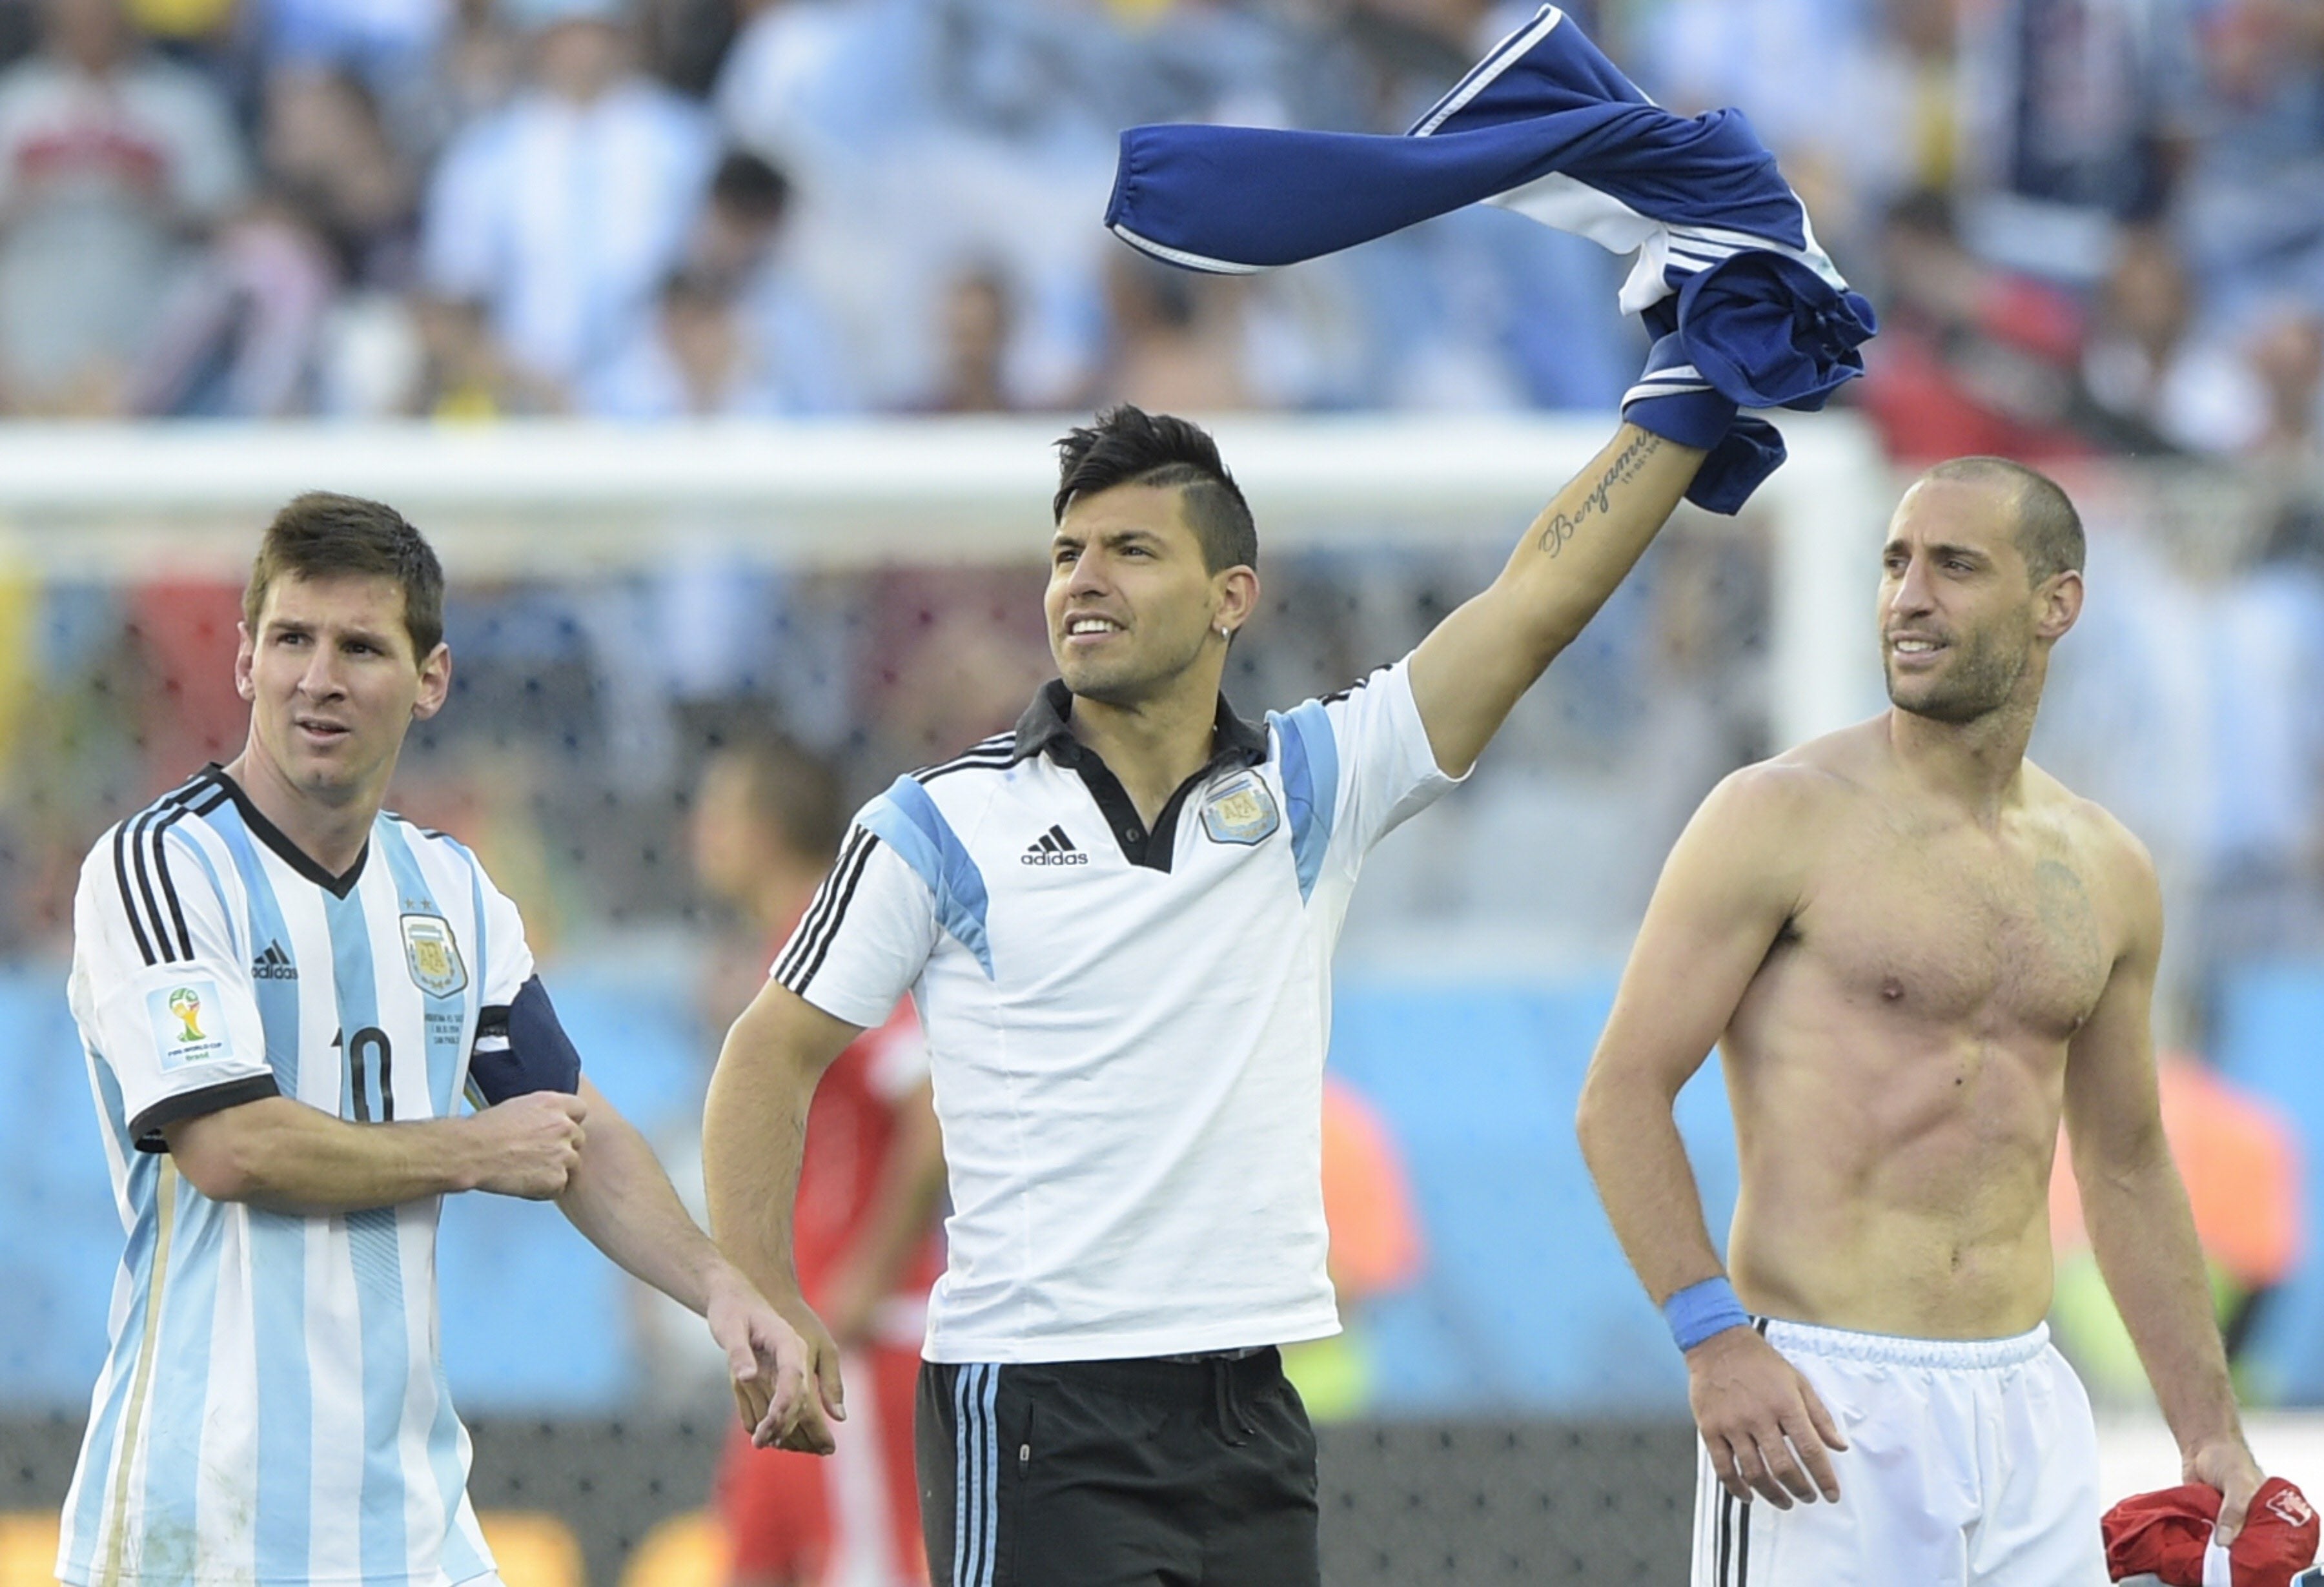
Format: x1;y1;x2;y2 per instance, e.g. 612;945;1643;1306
1536;430;1665;557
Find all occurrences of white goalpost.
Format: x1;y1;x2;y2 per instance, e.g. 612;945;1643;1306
0;409;1893;753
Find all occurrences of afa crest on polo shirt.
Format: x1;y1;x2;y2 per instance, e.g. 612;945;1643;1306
1201;775;1280;845
401;913;469;997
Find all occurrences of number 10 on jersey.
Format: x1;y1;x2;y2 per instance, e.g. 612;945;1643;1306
334;1026;394;1121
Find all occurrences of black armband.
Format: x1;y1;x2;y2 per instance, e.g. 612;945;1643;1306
469;975;582;1104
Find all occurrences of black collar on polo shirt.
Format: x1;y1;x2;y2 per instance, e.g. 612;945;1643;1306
1009;680;1267;873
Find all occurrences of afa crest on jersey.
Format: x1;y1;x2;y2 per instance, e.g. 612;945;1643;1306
1201;777;1281;846
400;914;468;998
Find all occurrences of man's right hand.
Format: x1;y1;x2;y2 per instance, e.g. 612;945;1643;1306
1687;1326;1848;1508
467;1091;588;1198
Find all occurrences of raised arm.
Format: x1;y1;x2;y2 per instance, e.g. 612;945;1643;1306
2063;830;2264;1542
1576;763;1846;1509
1407;424;1705;776
702;977;864;1446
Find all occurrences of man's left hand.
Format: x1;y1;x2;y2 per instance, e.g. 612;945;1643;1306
2186;1436;2267;1546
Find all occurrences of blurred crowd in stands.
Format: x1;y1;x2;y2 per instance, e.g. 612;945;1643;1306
0;0;2309;445
0;0;2319;990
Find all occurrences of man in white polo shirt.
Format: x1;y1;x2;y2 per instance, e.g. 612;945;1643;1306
703;395;1716;1584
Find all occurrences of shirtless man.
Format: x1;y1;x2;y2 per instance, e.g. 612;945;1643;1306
1577;458;2265;1585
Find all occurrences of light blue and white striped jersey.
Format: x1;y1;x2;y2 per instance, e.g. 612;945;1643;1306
59;766;536;1587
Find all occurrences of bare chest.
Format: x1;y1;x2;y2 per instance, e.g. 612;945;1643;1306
1799;830;2114;1039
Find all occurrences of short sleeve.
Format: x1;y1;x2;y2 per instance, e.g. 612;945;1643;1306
772;820;941;1031
70;823;278;1151
462;852;568;1101
473;866;536;1008
1271;655;1465;883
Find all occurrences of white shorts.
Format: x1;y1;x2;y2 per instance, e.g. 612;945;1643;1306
1690;1319;2107;1587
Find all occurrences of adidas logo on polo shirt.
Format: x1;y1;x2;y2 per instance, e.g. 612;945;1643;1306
250;940;298;980
1021;824;1088;865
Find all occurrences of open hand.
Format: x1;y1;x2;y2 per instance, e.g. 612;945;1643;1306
1688;1326;1849;1508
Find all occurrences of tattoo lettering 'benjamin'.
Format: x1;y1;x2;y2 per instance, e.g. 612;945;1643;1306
1537;431;1664;557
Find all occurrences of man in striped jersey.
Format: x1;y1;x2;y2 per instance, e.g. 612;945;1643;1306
703;394;1720;1586
60;493;824;1587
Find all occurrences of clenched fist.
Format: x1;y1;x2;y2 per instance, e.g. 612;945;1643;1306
467;1090;588;1199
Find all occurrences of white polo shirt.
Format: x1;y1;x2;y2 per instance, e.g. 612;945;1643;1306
775;655;1460;1364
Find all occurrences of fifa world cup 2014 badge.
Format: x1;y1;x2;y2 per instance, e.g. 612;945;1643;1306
147;979;229;1070
1201;776;1281;846
401;914;468;998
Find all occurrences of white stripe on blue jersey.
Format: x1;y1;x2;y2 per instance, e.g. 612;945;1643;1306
60;766;532;1587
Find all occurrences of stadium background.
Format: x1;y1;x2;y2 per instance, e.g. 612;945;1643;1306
3;0;2324;1581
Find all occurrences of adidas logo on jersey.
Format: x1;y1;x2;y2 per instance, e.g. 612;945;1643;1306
250;941;298;981
1021;825;1088;865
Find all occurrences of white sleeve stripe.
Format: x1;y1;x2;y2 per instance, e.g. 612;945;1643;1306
775;825;875;986
785;832;883;994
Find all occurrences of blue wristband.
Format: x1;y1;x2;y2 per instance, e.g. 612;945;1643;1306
1664;1276;1749;1352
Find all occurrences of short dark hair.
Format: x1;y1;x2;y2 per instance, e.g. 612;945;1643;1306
1924;456;2085;584
713;735;846;861
1052;405;1256;575
243;492;445;660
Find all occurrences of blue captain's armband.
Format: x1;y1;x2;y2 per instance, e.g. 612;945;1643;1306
1664;1276;1749;1353
469;975;581;1104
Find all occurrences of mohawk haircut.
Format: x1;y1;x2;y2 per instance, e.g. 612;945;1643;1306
1052;405;1257;575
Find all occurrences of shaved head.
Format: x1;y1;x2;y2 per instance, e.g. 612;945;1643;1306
1918;458;2084;586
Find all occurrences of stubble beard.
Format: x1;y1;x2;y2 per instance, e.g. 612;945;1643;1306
1885;628;2028;725
1059;624;1209;708
266;713;385;804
